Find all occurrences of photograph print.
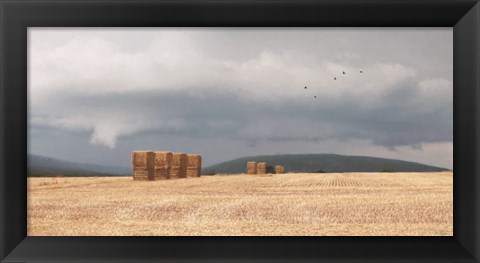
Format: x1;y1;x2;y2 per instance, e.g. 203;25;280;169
28;28;452;236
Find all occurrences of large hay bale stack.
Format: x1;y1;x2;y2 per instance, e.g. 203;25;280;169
132;151;155;181
186;154;202;178
170;153;188;179
154;151;173;180
257;162;267;174
247;161;257;174
275;165;284;174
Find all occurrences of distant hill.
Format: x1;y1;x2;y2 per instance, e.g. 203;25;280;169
202;154;449;174
28;154;130;177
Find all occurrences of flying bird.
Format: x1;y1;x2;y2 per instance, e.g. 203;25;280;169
343;71;346;74
360;70;363;73
304;86;307;89
314;96;317;98
334;77;337;80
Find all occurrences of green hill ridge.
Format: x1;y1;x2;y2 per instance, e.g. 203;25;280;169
28;153;449;177
202;154;449;174
28;154;130;177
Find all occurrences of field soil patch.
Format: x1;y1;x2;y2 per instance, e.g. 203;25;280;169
28;172;453;236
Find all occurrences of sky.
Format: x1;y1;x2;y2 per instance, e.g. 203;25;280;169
28;28;453;168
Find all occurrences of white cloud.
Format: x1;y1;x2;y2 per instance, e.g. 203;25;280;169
31;31;427;104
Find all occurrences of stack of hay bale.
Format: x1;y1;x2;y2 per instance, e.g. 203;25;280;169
257;162;267;175
154;151;172;180
170;153;188;179
247;161;286;175
247;161;257;174
187;154;202;178
132;150;202;181
275;165;285;174
132;151;155;181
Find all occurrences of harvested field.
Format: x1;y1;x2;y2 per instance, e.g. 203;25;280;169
28;172;452;236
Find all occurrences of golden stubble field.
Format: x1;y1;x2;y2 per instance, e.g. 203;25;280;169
27;172;452;236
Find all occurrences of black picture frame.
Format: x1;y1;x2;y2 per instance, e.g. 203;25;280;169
1;0;479;262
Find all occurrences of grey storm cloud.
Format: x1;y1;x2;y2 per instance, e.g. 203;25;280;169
28;28;453;168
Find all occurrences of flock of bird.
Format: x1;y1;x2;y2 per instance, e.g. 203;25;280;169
304;70;364;99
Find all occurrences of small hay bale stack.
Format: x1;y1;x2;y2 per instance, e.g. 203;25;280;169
132;151;155;181
154;151;173;180
275;165;284;174
257;162;267;175
170;153;188;179
186;154;202;178
247;161;257;174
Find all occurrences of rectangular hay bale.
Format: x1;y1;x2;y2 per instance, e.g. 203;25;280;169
247;161;257;174
132;151;155;181
170;153;188;179
187;154;202;167
186;168;201;178
154;151;173;180
257;162;267;175
187;154;202;177
275;165;284;174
